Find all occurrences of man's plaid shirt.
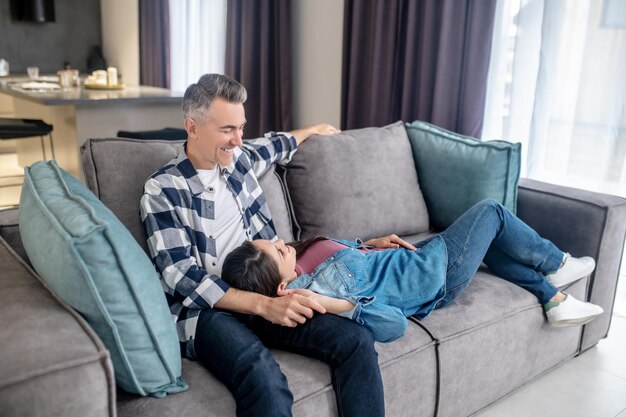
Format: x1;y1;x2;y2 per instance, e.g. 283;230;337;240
140;132;297;359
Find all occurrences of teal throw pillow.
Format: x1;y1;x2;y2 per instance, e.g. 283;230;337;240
19;161;188;397
405;121;521;229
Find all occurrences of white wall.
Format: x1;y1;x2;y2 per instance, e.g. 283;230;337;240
99;0;344;119
292;0;344;128
100;0;140;86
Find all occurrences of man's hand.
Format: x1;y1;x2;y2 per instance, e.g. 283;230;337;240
216;287;326;327
289;123;341;145
363;234;417;251
258;292;327;327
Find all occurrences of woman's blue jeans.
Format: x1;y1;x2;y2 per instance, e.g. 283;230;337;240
194;309;384;417
436;199;562;308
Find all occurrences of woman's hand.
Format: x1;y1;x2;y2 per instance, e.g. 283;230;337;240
363;234;417;251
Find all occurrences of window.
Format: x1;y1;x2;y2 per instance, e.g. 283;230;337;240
169;0;227;93
483;0;626;197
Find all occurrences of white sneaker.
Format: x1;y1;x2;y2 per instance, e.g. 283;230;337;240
546;253;595;287
545;293;604;327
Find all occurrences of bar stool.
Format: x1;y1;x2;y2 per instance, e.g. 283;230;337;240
0;118;55;160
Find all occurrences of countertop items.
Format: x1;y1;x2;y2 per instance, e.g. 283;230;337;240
0;59;8;76
83;67;124;90
1;83;183;106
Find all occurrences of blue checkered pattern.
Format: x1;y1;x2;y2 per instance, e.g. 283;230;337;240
140;132;298;358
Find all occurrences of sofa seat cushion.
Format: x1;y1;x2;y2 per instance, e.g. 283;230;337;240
0;238;115;417
117;319;439;417
19;161;187;397
419;268;584;417
0;207;28;263
406;121;521;229
80;138;295;249
286;121;430;241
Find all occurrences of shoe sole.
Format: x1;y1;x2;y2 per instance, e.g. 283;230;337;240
548;313;602;327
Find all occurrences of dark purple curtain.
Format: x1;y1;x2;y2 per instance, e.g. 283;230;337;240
225;0;292;138
139;0;170;88
342;0;496;137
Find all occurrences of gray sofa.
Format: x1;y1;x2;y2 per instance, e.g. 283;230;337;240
1;124;625;417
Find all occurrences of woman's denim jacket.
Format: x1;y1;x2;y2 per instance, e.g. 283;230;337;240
287;236;448;342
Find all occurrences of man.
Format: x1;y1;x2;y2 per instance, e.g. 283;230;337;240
140;74;384;417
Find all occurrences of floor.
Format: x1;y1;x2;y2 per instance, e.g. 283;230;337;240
475;268;626;417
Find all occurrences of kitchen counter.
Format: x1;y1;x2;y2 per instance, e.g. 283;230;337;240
1;83;183;106
0;81;184;179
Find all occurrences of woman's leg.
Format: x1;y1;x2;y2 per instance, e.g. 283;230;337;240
437;199;562;308
483;245;558;304
250;313;385;417
194;308;294;417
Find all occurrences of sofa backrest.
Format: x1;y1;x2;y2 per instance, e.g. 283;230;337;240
80;138;295;254
285;121;431;241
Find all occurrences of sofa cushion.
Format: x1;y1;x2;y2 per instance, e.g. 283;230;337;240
419;268;584;417
18;161;187;397
80;138;295;250
260;166;298;241
117;320;438;417
405;121;521;229
0;207;28;263
0;237;115;417
286;121;430;241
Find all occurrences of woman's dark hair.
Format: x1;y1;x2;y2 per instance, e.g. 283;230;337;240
290;236;326;257
222;241;282;297
221;236;328;296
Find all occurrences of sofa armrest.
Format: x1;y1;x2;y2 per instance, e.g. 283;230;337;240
517;178;626;350
0;237;116;417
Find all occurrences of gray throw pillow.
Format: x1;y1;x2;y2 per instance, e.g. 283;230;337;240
286;121;430;241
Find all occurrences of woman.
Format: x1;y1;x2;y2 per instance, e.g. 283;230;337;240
222;199;603;342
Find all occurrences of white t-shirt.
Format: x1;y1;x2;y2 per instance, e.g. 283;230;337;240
197;168;248;274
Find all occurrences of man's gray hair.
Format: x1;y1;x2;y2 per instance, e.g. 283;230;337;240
182;74;247;122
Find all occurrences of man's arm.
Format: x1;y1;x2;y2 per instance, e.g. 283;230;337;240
215;288;326;327
288;124;340;146
241;124;340;178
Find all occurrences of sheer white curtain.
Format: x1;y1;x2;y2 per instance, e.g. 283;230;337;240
169;0;227;93
483;0;626;197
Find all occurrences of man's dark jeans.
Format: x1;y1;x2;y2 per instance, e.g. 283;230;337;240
195;309;385;417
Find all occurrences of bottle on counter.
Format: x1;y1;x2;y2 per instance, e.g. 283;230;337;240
107;67;118;86
0;59;9;76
